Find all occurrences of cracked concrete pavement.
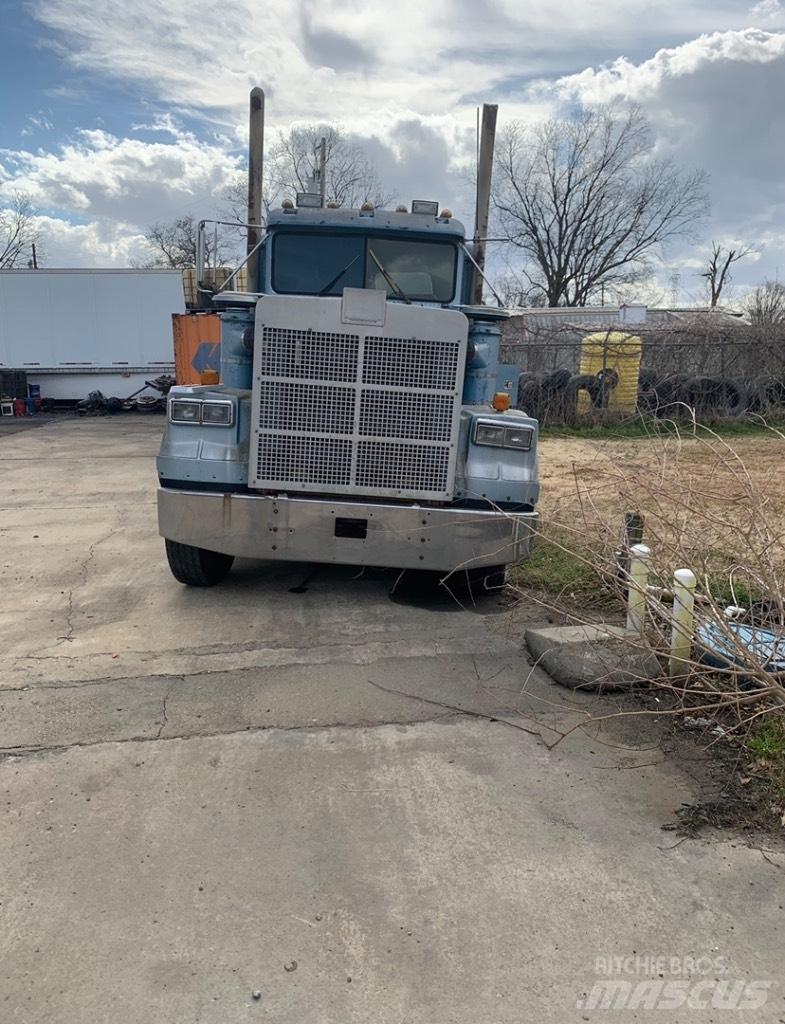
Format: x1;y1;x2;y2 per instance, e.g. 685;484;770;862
1;417;784;1023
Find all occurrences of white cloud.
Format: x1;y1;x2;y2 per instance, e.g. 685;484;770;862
544;29;785;288
21;113;55;137
554;28;785;105
25;0;752;132
9;4;785;284
750;0;785;23
0;124;243;227
31;215;150;267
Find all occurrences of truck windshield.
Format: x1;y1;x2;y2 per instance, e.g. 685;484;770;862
272;232;457;302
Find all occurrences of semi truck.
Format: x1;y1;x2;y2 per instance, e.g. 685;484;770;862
156;92;539;590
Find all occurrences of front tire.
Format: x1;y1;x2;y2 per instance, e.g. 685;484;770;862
165;539;234;587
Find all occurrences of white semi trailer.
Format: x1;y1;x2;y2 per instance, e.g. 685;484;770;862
0;268;183;401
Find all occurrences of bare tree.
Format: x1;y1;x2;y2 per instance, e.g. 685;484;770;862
700;242;751;307
746;279;785;325
218;125;392;247
493;269;547;308
267;125;392;211
493;105;708;307
0;192;42;269
143;215;231;269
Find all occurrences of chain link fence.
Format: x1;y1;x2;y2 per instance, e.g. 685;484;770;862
501;315;785;425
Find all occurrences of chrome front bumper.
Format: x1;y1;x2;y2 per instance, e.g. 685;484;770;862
158;488;537;572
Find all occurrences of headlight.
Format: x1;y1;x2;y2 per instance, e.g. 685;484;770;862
473;420;534;451
169;398;234;426
474;423;505;447
170;399;201;423
503;426;533;450
201;400;234;426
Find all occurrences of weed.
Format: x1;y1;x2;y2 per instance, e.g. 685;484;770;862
748;718;785;762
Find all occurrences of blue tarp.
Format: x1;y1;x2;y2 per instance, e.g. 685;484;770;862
695;619;785;675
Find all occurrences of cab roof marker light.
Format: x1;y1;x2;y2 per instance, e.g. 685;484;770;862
411;200;439;215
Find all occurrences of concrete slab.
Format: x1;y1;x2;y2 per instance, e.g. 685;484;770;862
526;623;663;692
2;417;784;1022
0;418;523;688
525;623;629;644
3;722;784;1024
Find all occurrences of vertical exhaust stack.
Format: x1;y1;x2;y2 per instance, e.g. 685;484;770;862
247;87;265;291
472;103;498;306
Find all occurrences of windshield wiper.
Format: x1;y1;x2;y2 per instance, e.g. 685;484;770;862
317;254;361;296
368;247;412;304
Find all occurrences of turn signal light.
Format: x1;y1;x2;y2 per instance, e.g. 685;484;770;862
492;392;511;411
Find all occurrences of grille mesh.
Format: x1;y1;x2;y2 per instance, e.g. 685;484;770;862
363;336;460;389
256;435;352;487
359;389;454;441
356;441;451;492
260;381;355;434
261;327;359;382
252;311;464;499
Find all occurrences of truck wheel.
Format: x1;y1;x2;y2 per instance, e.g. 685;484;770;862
164;539;234;587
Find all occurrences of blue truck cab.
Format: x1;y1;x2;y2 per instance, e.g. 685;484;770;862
157;200;539;587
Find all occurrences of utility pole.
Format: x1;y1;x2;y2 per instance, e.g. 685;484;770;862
31;243;38;270
319;136;326;208
246;87;265;291
472;103;498;306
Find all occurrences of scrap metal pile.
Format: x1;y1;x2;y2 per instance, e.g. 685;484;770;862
76;375;175;416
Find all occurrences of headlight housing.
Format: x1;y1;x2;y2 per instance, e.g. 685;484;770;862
169;397;234;427
473;420;534;451
170;399;202;423
503;425;534;450
474;422;505;447
201;400;234;425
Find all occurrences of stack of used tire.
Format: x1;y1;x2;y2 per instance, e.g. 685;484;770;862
517;368;624;425
636;372;785;419
516;367;785;423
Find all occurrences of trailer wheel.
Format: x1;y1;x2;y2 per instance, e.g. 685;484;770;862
164;539;234;587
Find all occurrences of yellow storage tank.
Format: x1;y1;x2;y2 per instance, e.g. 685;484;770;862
172;312;221;385
578;331;643;413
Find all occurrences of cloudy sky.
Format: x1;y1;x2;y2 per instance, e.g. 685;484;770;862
2;0;785;302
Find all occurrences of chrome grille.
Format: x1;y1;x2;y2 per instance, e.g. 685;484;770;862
363;336;460;389
356;441;451;492
359;390;454;441
250;297;467;500
256;435;352;487
260;328;359;382
260;381;355;434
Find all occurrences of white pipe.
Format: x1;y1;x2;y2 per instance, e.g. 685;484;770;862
669;568;697;676
626;543;651;635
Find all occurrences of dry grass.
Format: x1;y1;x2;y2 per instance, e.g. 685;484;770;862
510;420;785;822
538;425;785;576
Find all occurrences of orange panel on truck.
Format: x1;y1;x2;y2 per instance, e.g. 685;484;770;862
172;312;221;385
